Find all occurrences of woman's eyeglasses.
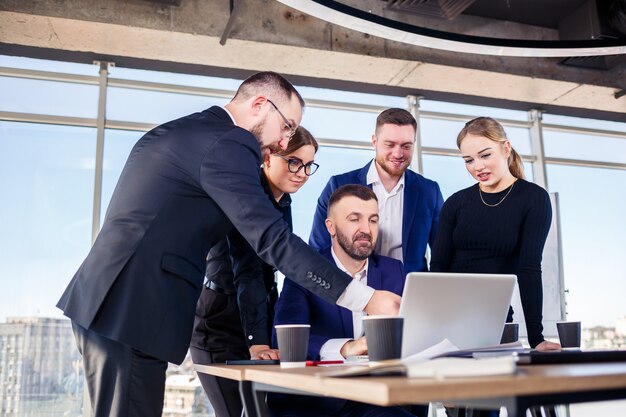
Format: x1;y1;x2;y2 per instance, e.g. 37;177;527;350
272;154;319;176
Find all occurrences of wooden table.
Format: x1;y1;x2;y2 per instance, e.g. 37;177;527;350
195;362;626;417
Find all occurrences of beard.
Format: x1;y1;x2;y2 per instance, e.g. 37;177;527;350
376;154;410;177
250;120;268;157
250;118;280;158
336;229;374;261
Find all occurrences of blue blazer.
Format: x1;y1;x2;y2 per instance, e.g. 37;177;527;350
273;246;406;359
308;160;443;273
270;247;406;415
56;107;354;365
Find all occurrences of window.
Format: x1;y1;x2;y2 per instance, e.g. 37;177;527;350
106;87;228;125
0;122;96;320
0;77;98;118
2;53;625;417
546;164;626;326
544;129;626;164
290;146;374;239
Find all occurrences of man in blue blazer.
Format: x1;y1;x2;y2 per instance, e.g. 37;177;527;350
271;185;417;417
309;108;443;274
56;73;400;417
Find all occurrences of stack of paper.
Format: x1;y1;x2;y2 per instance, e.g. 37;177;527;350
406;356;517;379
321;339;520;379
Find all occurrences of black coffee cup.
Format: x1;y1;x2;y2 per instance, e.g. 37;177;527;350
275;324;310;368
557;321;581;348
500;323;519;344
362;316;403;362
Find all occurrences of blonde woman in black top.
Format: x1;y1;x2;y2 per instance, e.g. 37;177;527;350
430;117;560;352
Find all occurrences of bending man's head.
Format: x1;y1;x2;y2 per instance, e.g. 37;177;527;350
227;72;305;157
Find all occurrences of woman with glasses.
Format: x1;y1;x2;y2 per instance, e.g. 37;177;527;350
190;126;319;417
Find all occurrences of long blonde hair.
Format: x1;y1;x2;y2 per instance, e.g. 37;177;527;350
456;117;525;180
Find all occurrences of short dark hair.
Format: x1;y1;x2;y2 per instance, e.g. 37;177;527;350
276;126;318;156
232;71;305;108
375;108;417;134
328;184;378;213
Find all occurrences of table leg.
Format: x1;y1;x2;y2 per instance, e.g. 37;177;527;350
542;405;559;417
253;386;271;417
239;381;259;417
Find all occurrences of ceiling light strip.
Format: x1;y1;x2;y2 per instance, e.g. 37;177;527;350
276;0;626;57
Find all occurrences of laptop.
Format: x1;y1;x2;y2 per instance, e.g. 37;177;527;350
399;272;516;358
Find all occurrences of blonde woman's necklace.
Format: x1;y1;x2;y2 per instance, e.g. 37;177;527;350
479;181;516;207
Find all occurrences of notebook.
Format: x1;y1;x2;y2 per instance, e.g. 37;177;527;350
399;272;517;357
516;349;626;365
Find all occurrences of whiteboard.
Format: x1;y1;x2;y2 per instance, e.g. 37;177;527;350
510;192;566;339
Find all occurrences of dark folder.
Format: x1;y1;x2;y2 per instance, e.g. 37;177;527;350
517;349;626;365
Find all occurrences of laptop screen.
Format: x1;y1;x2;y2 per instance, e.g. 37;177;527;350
399;272;516;357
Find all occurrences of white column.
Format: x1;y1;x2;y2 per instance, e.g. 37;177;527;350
91;61;113;244
407;95;423;174
528;109;548;190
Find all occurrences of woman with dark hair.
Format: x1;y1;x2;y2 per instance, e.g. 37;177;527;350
431;117;561;352
190;126;320;417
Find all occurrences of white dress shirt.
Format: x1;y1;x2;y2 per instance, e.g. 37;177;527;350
222;106;237;125
367;162;405;262
319;249;369;360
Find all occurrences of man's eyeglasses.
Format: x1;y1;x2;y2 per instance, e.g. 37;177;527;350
267;99;296;139
272;154;319;176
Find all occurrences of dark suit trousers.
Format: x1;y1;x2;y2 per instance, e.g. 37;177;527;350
72;321;168;417
190;288;250;417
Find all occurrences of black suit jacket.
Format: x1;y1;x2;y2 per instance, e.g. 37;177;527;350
57;106;352;364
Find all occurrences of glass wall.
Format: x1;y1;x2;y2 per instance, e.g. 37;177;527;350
290;146;374;239
0;121;96;320
1;54;625;416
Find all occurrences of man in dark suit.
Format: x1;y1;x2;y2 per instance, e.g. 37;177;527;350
309;108;443;274
57;72;400;417
271;184;417;417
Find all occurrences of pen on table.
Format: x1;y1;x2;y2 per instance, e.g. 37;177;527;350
305;360;344;366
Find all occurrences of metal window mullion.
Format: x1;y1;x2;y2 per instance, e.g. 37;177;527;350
529;109;548;189
408;95;423;174
420;111;532;129
105;120;157;132
0;66;99;85
0;111;97;128
91;62;111;244
420;146;536;162
544;157;626;170
304;98;387;113
542;123;626;140
316;139;625;170
107;78;235;98
316;138;372;150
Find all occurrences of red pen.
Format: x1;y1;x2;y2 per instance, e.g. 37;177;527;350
305;360;344;366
